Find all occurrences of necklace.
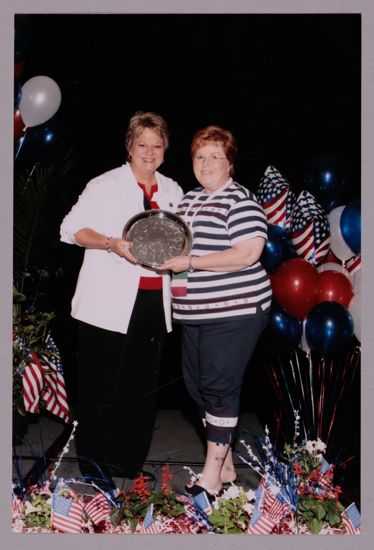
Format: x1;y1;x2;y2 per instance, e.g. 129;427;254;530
184;178;233;235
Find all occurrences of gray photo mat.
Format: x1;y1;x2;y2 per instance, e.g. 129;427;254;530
1;1;373;549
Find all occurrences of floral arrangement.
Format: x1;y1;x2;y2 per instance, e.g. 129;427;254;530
12;414;360;535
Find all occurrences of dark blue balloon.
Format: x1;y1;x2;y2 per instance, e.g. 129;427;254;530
260;224;295;272
14;79;22;111
15;118;68;166
261;301;302;354
340;199;361;255
305;302;354;357
303;154;351;213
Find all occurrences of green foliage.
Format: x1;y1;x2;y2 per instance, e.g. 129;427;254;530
23;494;51;528
110;489;186;532
208;489;250;534
297;495;344;534
13;152;75;294
283;442;321;477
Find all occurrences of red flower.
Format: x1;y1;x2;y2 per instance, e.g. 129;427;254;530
161;465;173;495
293;461;303;475
309;469;320;482
129;474;152;502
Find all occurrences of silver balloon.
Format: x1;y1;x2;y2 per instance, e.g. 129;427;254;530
19;75;62;128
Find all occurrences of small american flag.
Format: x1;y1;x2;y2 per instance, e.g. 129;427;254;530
22;352;44;413
342;502;361;534
318;458;334;492
84;492;112;525
176;494;211;531
247;513;276;534
257;165;296;230
51;482;84;533
22;336;70;423
192;490;212;516
248;488;276;534
290;190;330;265
263;488;289;521
346;255;361;275
140;503;160;534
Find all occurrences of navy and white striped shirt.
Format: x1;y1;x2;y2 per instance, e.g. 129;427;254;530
172;180;272;322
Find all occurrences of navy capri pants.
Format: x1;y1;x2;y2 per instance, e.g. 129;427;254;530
181;307;268;445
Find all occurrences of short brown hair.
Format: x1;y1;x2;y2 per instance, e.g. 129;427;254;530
125;111;170;154
191;125;237;175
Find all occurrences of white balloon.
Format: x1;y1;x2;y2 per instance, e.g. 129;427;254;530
19;75;62;127
350;268;361;294
348;291;361;342
328;206;355;262
299;319;311;355
317;262;350;278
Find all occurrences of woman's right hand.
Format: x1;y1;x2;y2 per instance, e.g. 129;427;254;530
74;228;138;264
109;238;138;264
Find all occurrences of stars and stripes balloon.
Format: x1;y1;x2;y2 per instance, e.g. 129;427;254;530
289;190;330;265
257;166;296;231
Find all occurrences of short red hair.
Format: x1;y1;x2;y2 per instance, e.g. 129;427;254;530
191;125;237;175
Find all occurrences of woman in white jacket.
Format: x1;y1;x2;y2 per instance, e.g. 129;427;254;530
60;112;184;487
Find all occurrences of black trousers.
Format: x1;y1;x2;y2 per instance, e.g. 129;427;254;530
181;307;268;445
75;289;166;475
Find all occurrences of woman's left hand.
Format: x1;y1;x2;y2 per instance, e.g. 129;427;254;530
159;255;190;273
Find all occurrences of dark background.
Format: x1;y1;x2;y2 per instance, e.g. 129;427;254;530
14;13;360;491
16;14;361;193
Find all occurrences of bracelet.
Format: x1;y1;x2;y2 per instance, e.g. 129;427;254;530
188;255;195;273
105;236;112;253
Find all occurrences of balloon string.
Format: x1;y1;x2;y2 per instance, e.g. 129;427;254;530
15;128;27;160
294;351;314;440
317;358;322;439
326;346;361;444
308;353;315;436
292;350;307;439
267;359;284;403
289;355;304;419
278;356;298;421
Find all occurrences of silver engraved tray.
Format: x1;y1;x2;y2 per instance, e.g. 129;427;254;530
123;209;192;268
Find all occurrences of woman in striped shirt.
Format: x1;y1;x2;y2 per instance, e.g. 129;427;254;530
161;125;272;499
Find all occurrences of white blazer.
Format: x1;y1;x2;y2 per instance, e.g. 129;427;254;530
60;163;184;334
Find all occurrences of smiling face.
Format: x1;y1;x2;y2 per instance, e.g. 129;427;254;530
192;142;232;194
128;127;165;182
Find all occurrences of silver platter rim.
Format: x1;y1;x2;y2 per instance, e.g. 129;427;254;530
122;209;192;268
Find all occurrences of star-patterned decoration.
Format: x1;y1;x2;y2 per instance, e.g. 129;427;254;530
257;165;296;231
289;190;330;265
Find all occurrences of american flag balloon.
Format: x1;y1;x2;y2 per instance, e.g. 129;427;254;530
290;190;330;265
257;165;296;230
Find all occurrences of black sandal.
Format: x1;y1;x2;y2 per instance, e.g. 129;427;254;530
184;482;217;502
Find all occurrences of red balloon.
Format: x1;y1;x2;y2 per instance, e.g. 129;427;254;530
321;249;341;265
316;270;354;308
14;60;25;80
14;110;25;140
271;258;320;319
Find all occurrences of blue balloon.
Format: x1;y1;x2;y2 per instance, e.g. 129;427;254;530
260;224;295;272
305;302;354;357
15;117;68;166
303;154;351;213
261;301;302;354
14;79;22;111
340;199;361;255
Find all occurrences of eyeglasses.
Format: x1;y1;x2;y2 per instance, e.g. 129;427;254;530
193;154;227;163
